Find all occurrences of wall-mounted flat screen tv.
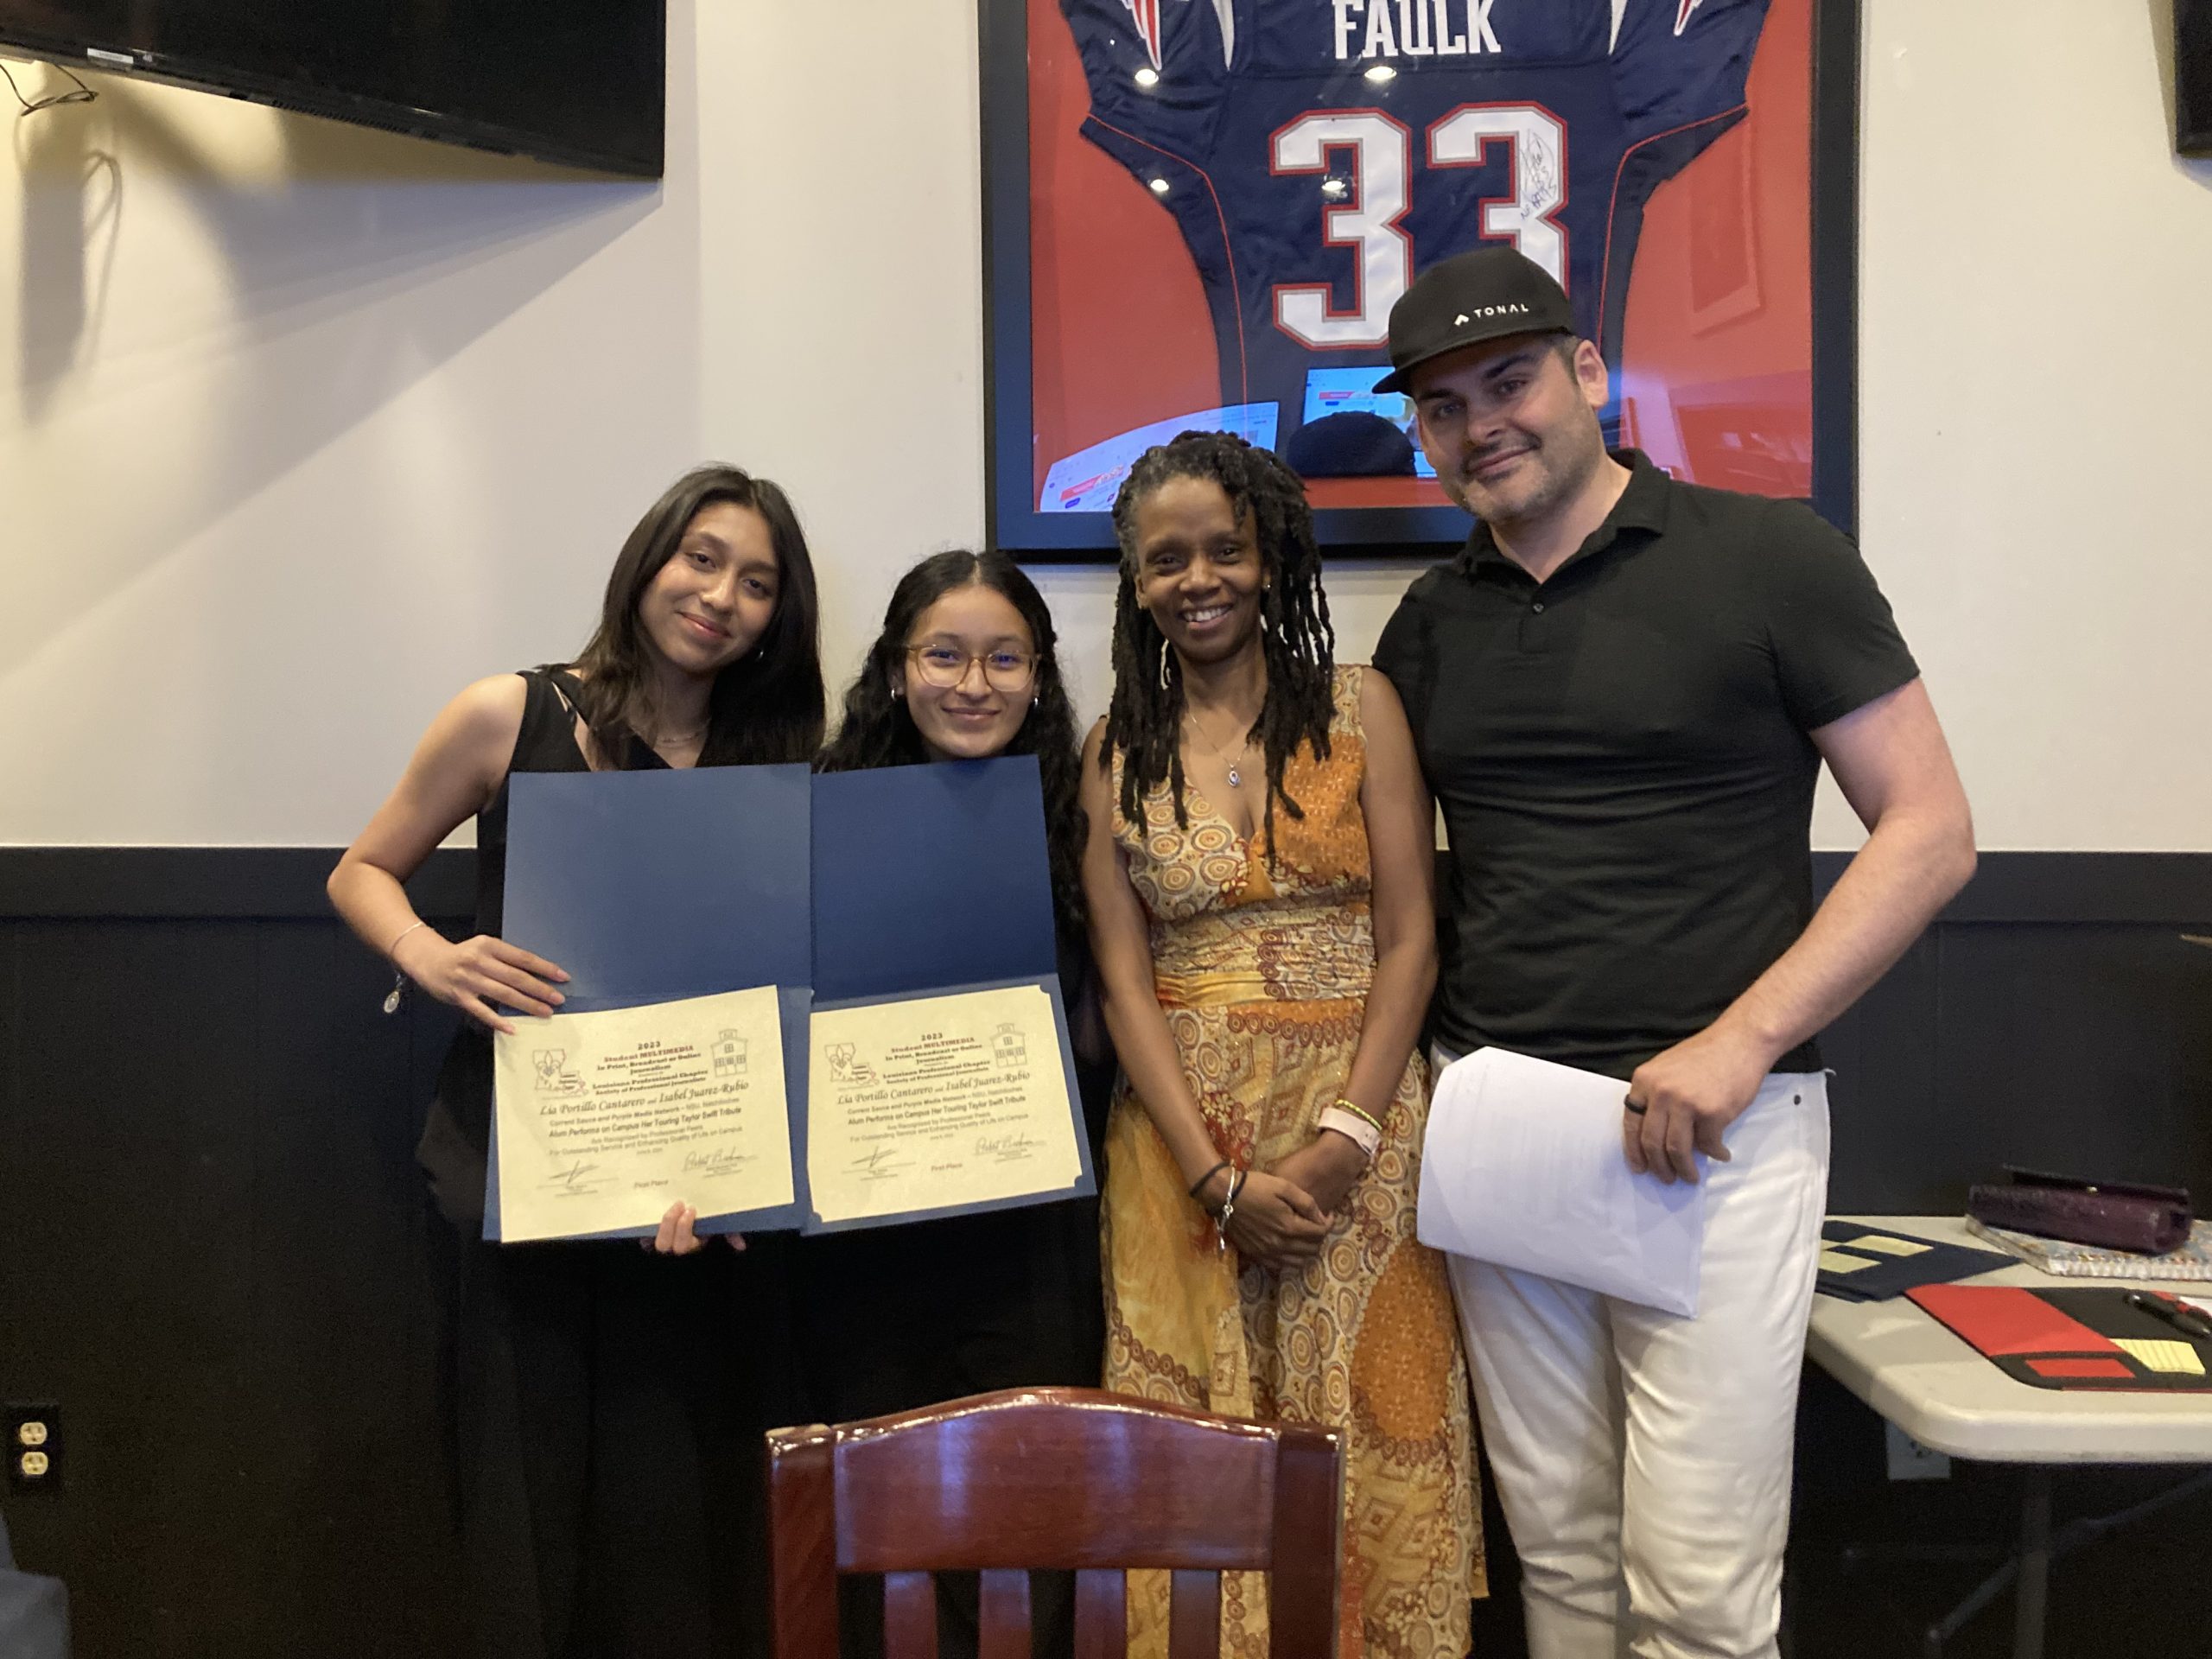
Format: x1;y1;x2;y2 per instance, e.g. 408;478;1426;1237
2183;1;2212;155
0;2;664;177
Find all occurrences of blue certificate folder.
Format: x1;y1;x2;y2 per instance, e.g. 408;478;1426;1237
486;763;814;1241
487;756;1093;1240
807;757;1096;1235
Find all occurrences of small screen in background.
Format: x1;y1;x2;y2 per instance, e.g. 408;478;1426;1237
1299;370;1435;479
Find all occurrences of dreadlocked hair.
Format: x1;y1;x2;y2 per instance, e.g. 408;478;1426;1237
1100;430;1335;868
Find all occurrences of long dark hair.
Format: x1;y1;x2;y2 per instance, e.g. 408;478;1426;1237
820;550;1087;935
1101;432;1336;859
567;464;826;766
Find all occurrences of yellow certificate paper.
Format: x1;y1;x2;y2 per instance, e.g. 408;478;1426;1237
493;984;794;1243
808;983;1083;1226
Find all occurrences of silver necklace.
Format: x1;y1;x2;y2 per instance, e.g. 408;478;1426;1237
1185;712;1255;789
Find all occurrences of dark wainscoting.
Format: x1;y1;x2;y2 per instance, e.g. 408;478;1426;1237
1809;850;2212;1209
2;848;2209;1656
1;849;474;1657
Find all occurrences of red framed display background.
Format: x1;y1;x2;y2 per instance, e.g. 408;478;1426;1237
982;0;1859;559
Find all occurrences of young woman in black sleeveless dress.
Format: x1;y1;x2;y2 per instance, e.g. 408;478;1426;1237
328;465;824;1658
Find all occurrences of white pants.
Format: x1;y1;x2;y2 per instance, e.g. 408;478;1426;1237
1435;1055;1831;1659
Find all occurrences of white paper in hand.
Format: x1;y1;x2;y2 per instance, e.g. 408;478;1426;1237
1417;1047;1707;1316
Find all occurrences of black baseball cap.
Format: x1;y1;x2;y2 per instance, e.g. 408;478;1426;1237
1374;246;1577;394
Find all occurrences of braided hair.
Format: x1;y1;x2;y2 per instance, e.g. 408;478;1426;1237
1100;431;1335;862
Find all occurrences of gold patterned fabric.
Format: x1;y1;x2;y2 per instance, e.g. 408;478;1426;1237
1101;665;1481;1659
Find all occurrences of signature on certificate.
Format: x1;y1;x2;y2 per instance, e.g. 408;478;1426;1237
849;1144;914;1181
975;1131;1039;1163
541;1158;610;1196
683;1144;752;1174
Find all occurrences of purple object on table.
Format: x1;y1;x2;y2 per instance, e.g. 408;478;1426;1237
1967;1166;2193;1255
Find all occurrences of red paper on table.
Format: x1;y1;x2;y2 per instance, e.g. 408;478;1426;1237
1909;1285;2122;1357
1905;1285;2212;1392
2028;1357;2134;1381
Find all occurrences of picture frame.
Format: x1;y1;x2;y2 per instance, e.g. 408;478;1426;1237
980;0;1861;561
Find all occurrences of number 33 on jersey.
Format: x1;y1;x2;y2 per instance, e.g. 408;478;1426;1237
1062;0;1769;449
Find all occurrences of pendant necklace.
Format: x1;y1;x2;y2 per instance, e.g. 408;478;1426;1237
1185;713;1255;789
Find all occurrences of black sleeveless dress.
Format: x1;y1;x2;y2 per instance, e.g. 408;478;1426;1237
416;667;602;1224
423;668;777;1659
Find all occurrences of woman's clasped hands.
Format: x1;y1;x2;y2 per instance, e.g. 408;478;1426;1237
1198;1131;1367;1268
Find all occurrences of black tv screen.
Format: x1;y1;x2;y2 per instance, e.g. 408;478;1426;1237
0;1;664;177
2183;1;2212;156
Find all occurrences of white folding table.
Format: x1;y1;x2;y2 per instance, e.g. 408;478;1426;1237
1804;1215;2212;1659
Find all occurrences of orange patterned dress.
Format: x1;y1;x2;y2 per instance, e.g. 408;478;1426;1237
1102;665;1480;1659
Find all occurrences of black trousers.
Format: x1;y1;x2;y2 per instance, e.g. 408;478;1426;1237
444;1234;781;1659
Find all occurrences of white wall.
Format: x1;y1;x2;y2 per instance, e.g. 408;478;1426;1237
1851;0;2212;851
1;0;2206;849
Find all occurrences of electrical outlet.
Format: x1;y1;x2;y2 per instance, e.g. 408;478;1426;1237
1884;1421;1949;1482
4;1402;62;1493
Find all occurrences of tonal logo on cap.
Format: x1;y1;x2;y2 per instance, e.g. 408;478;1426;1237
1453;303;1530;326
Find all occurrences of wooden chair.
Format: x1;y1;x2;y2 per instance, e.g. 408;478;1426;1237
767;1386;1343;1659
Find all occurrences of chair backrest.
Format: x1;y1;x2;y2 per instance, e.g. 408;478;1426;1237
766;1386;1342;1659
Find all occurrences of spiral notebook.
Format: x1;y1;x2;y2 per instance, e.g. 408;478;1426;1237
1966;1217;2212;1281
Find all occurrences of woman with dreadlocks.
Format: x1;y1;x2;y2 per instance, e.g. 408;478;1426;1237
1078;433;1479;1659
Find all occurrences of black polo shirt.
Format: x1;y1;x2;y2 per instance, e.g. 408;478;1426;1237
1372;452;1920;1079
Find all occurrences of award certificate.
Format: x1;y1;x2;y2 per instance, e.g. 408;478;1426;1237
493;984;795;1243
807;983;1083;1226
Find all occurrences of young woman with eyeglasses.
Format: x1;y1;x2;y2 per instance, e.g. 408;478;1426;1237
797;549;1110;1659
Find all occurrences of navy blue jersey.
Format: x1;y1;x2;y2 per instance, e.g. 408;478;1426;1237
1063;0;1769;456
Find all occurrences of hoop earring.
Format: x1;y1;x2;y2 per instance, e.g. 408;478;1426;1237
1158;645;1174;693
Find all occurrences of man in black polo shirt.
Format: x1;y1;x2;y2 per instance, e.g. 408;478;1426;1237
1373;248;1975;1659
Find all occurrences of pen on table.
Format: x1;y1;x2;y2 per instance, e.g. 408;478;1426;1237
2124;1291;2212;1342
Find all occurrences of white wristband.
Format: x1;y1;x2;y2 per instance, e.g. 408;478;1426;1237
1318;1106;1382;1160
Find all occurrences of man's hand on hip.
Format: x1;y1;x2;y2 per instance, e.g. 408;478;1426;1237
1621;1022;1776;1185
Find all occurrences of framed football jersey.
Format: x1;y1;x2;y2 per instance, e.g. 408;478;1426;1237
982;0;1860;558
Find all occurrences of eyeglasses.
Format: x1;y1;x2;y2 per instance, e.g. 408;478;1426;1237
905;644;1038;691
